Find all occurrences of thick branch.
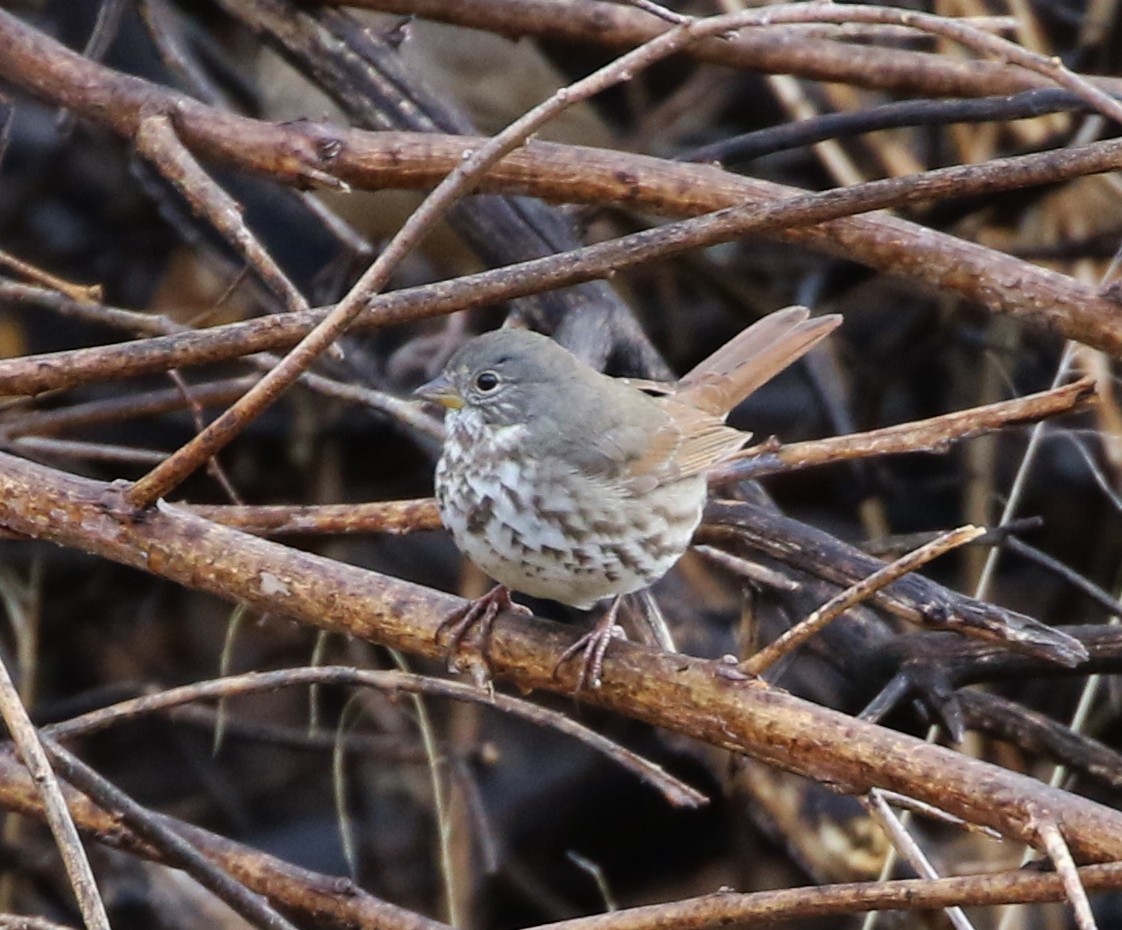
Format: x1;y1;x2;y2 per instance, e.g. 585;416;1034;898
0;451;1119;860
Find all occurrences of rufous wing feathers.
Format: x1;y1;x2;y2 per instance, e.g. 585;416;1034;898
676;306;842;416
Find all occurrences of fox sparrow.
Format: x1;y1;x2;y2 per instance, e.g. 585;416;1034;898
416;306;841;686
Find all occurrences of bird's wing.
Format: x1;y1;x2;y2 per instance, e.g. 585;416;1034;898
572;421;668;494
598;405;747;490
657;403;749;478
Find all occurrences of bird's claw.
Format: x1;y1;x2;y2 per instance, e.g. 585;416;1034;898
436;585;529;680
553;597;625;690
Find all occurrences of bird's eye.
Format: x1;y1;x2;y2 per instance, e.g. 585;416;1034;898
474;370;500;393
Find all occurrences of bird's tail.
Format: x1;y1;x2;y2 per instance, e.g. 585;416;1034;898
676;306;841;416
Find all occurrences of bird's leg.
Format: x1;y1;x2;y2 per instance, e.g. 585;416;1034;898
554;595;626;690
436;584;531;677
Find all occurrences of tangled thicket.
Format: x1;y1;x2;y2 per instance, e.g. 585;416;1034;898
1;1;1122;929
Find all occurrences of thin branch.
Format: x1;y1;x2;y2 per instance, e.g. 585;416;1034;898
744;526;985;675
711;379;1097;483
1034;814;1098;930
135;112;310;315
0;654;108;930
47;667;706;809
42;738;302;930
187;499;442;536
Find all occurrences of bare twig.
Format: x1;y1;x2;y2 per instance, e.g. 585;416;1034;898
1035;814;1099;930
710;379;1097;482
864;791;975;930
47;667;706;809
0;249;101;302
744;526;985;675
42;738;301;930
187;498;442;536
0;654;108;930
135;112;310;315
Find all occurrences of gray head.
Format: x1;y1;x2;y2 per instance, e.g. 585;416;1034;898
414;329;588;426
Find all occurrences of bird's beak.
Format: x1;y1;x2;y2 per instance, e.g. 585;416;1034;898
414;373;465;410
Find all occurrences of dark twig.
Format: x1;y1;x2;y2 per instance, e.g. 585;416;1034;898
139;0;238;107
958;689;1122;792
79;0;128;63
682;87;1115;164
1001;535;1122;618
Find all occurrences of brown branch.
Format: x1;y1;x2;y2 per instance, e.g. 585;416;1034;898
710;378;1098;482
169;380;1090;538
331;0;1120;99
188;498;442;535
523;859;1122;930
0;451;1118;861
2;11;1121;356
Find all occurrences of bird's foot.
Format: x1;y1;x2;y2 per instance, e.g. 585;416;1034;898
554;596;626;690
437;585;530;683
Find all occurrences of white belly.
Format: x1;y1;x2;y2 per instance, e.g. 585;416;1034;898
435;420;704;609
